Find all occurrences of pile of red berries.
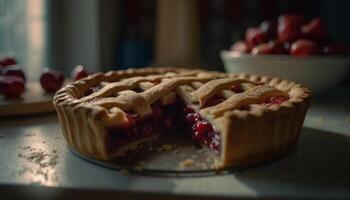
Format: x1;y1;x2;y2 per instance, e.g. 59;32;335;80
0;57;90;99
231;14;349;56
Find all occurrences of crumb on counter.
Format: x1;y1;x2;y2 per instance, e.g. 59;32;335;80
318;117;325;122
161;144;174;151
121;169;130;175
133;165;144;171
133;161;146;172
179;159;194;169
345;117;350;124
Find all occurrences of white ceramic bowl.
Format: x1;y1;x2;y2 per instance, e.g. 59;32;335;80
221;50;350;93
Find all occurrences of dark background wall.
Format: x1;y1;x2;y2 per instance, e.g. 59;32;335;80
1;0;350;84
87;0;350;70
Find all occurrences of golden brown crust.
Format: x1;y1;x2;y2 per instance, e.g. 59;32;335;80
53;67;311;168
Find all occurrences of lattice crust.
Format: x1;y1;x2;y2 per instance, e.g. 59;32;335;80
54;67;311;168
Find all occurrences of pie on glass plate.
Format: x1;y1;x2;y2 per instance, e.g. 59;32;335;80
53;67;311;169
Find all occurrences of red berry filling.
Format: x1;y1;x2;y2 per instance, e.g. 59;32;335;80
184;106;195;114
230;85;243;93
185;112;200;124
107;113;160;152
185;106;220;153
106;101;186;153
264;96;289;106
84;85;103;96
105;90;289;155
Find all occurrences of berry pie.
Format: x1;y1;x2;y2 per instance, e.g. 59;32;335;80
54;67;311;168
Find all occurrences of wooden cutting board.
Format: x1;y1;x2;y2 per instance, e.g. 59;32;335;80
0;81;56;117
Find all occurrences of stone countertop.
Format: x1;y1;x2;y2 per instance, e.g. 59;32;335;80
0;89;350;199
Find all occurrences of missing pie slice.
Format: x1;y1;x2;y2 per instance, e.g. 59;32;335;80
53;67;311;168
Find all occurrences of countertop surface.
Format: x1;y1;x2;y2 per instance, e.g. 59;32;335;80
0;89;350;199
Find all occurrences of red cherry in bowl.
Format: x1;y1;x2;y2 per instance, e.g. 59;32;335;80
302;17;328;42
0;57;17;67
40;69;65;93
323;43;349;55
251;40;288;55
260;20;277;38
230;40;253;53
290;39;322;56
272;40;289;54
277;14;304;43
0;75;25;98
71;65;89;81
1;65;26;82
245;27;269;46
251;43;274;55
279;14;304;26
251;42;276;55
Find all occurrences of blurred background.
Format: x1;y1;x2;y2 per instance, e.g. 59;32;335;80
0;0;350;84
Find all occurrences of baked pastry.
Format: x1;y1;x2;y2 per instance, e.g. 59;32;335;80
53;67;311;168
